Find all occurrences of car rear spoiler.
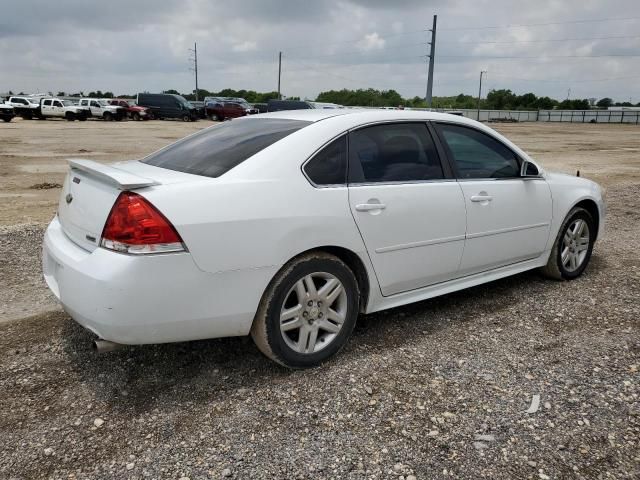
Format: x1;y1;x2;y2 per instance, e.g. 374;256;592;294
68;159;159;190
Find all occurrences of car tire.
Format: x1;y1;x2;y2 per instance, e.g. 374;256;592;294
540;207;595;280
133;112;141;121
251;252;360;368
2;117;12;123
104;112;113;121
65;113;76;121
215;114;223;122
182;114;191;122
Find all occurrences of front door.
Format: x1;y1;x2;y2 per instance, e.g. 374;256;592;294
347;122;467;296
433;122;552;275
51;100;65;117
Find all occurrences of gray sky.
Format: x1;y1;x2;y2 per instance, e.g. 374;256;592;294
2;0;640;101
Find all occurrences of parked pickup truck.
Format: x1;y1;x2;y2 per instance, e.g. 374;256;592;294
39;98;90;121
108;99;152;120
78;98;125;121
0;103;15;122
5;96;42;119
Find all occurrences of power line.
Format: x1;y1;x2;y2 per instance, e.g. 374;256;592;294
285;43;427;61
439;16;640;31
438;34;640;45
286;55;425;70
487;73;640;83
278;28;428;53
435;53;640;59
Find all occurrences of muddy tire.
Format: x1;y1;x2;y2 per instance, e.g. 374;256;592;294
251;252;359;368
540;207;595;280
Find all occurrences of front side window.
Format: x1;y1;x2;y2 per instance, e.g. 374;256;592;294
348;123;444;183
53;101;62;107
143;118;310;178
43;100;51;106
435;123;520;179
304;136;347;186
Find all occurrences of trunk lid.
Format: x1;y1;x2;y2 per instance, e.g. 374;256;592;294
58;159;206;252
57;159;161;252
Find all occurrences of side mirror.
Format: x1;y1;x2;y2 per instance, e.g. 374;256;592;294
521;160;540;178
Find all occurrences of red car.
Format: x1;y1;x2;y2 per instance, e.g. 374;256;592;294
109;99;152;120
205;100;258;121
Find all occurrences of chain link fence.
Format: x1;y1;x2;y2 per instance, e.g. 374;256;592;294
429;108;640;124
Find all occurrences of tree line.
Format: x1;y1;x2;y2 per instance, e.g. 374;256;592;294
316;88;638;110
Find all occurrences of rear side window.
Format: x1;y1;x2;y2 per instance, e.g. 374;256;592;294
348;123;444;183
143;118;310;178
304;136;347;186
435;123;520;179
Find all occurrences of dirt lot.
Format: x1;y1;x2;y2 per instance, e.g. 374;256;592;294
0;118;638;479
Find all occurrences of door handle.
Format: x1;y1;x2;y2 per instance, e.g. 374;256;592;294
355;203;387;212
470;195;493;202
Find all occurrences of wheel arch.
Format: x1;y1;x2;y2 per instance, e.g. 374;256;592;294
313;246;370;313
571;198;600;241
268;246;372;314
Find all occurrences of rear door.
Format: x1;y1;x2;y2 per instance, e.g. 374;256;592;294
41;99;52;116
224;102;241;118
433;122;552;275
347;122;466;296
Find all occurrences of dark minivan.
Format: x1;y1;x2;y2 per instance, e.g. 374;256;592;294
267;100;313;112
136;93;198;121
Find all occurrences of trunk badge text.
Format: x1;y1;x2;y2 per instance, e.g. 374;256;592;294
65;193;73;204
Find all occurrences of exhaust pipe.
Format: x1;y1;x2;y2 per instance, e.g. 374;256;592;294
93;339;124;353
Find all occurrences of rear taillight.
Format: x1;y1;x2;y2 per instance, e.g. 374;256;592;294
100;192;185;254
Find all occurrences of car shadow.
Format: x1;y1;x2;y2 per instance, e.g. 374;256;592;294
58;253;607;415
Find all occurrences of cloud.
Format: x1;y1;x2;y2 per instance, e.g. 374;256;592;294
233;41;258;53
1;0;639;101
356;33;386;51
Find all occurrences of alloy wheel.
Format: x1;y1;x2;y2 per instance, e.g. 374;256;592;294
561;218;590;272
279;272;348;354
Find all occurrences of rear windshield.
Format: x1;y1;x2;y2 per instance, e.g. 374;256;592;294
142;118;311;178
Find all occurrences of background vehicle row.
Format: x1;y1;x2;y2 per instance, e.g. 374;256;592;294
2;94;342;124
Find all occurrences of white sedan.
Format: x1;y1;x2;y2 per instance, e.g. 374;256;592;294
43;110;605;367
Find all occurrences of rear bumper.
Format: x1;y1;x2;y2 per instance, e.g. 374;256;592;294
42;217;274;345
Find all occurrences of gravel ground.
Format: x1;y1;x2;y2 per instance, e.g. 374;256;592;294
0;183;638;479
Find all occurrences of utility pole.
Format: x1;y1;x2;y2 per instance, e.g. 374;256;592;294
425;14;437;108
477;70;486;121
188;43;199;101
277;51;282;99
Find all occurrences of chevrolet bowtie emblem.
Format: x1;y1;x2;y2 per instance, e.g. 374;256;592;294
65;193;73;204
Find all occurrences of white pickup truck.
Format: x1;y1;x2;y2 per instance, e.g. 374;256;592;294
39;98;90;121
0;102;15;122
78;98;125;121
5;96;42;119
